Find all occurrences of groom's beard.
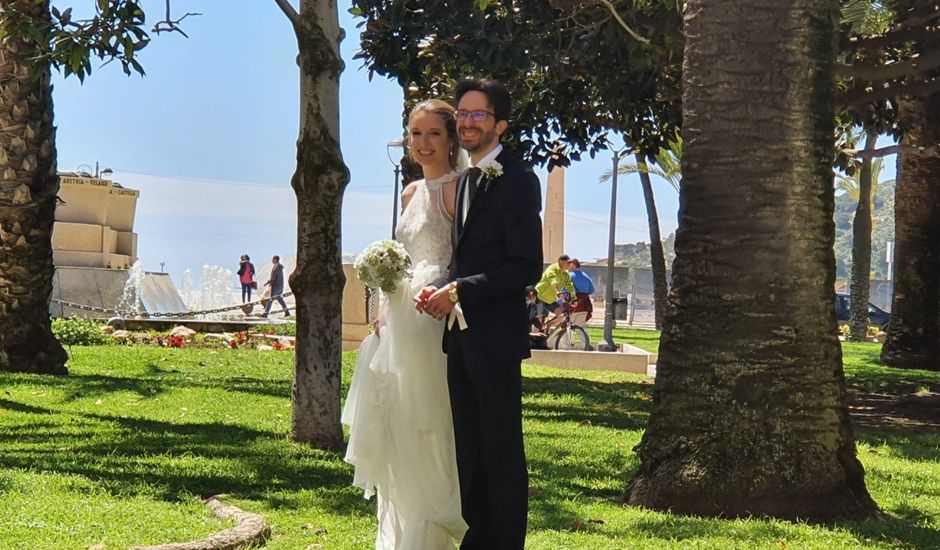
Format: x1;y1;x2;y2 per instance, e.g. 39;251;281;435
459;126;498;154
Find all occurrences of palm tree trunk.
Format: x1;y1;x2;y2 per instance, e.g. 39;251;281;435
635;153;669;329
880;93;940;370
279;0;347;449
627;0;879;520
0;0;68;375
847;130;877;341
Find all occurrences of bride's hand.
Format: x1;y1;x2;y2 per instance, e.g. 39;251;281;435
372;317;382;337
414;286;437;313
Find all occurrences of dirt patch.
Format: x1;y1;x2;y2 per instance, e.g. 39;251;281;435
849;391;940;431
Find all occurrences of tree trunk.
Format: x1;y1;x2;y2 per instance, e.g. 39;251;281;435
627;0;880;520
282;0;347;449
847;130;877;341
0;0;68;375
880;94;940;370
635;153;669;329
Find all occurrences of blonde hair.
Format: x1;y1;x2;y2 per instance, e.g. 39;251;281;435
407;99;459;169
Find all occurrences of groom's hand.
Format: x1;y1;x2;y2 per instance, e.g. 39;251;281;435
414;286;437;313
426;284;456;320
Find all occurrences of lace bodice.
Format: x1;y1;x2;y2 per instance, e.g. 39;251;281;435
395;172;458;266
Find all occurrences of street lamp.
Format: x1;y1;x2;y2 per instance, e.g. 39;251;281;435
387;139;405;239
78;162;113;178
598;143;630;352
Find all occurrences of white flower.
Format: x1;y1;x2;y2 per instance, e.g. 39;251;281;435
354;240;412;293
482;162;503;180
481;162;503;191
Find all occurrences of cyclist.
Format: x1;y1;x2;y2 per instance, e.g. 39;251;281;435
534;254;576;330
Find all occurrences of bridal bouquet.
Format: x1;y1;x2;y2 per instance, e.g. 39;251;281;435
354;240;412;294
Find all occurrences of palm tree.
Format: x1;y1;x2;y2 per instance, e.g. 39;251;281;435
835;130;888;341
601;134;681;328
881;93;940;370
0;0;68;374
626;0;880;520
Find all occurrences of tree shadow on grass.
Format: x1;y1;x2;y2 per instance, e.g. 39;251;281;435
521;375;649;532
1;369;293;402
0;398;369;518
845;363;940;395
522;375;652;432
856;429;940;462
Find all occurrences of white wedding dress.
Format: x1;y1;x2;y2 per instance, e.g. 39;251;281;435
342;173;467;549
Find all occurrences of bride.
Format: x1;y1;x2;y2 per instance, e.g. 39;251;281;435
342;98;467;549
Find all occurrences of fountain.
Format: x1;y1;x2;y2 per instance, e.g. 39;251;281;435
180;264;238;319
115;261;146;316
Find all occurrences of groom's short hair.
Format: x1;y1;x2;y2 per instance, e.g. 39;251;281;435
455;78;511;123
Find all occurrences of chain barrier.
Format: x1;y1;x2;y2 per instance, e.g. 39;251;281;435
51;291;294;319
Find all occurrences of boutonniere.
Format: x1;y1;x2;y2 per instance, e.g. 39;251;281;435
482;162;503;190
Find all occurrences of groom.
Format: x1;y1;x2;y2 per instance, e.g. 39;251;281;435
416;78;543;549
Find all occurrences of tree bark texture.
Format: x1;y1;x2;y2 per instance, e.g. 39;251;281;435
0;0;68;374
847;131;876;341
627;0;880;520
635;153;669;329
880;94;940;370
286;0;347;449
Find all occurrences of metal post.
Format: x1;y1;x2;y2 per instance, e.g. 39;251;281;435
628;267;637;326
391;164;401;239
599;148;623;352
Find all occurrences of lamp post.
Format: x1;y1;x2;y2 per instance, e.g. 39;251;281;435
598;144;629;352
78;162;113;178
95;162;113;178
387;139;405;239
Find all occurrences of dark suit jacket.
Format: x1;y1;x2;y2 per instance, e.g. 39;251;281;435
432;148;543;360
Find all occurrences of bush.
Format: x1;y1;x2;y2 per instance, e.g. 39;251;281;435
259;322;296;337
51;318;107;346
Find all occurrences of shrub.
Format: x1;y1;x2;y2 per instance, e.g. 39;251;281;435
51;318;107;346
260;323;296;337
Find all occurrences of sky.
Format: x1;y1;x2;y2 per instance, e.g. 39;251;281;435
53;2;891;288
52;1;679;287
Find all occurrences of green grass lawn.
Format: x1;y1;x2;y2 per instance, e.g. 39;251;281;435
0;338;938;549
585;326;661;353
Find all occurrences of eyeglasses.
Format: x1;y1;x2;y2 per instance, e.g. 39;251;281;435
456;109;495;122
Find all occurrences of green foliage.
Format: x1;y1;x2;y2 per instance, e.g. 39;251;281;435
258;322;296;337
834;178;895;278
602;131;683;193
0;344;938;548
0;1;151;82
350;0;684;167
841;0;894;36
607;233;676;270
51;317;108;346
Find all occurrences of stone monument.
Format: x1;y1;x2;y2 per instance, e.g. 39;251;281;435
52;173;138;268
50;173;187;318
543;164;565;261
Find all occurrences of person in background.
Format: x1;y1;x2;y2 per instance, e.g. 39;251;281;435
237;254;256;303
526;285;548;350
568;258;595;321
262;255;290;318
534;254;576;329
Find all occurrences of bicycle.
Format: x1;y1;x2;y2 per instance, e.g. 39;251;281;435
544;299;591;351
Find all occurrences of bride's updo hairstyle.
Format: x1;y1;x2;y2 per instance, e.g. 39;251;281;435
407;99;460;170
